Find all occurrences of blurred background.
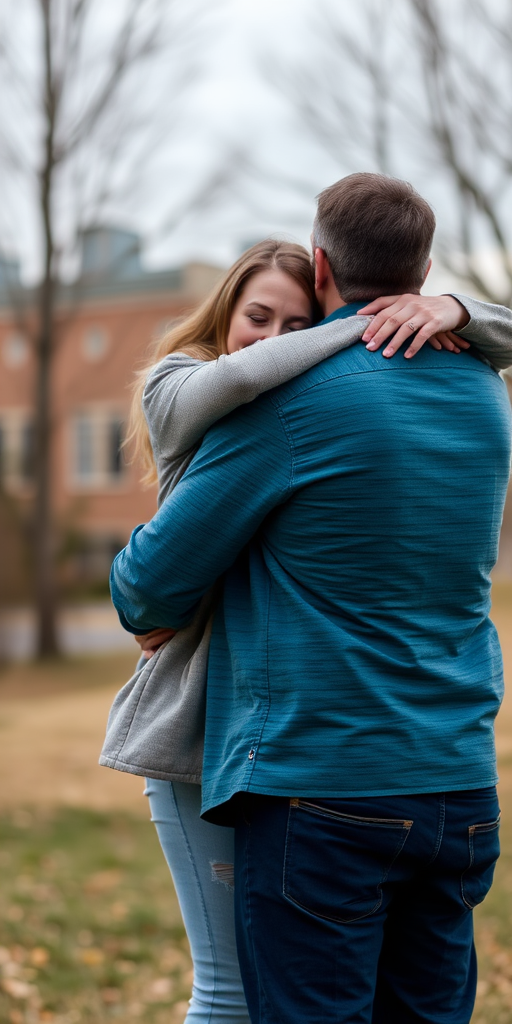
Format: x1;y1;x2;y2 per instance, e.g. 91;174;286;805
0;1;511;1021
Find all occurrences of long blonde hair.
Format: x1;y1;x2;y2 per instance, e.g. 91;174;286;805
128;239;318;484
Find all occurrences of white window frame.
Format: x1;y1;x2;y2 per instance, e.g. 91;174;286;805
68;405;127;491
0;408;35;491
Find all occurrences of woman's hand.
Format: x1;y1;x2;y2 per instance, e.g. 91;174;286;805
357;294;472;359
135;627;177;659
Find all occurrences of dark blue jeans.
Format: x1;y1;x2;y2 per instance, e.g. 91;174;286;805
233;788;500;1024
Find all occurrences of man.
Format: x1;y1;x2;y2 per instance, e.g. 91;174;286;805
111;173;512;1023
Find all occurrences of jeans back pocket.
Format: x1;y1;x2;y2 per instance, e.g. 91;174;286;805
461;815;500;909
283;799;412;923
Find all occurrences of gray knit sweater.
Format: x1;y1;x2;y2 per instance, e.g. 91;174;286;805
100;297;512;783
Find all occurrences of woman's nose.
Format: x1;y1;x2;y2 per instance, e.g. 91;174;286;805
264;320;282;339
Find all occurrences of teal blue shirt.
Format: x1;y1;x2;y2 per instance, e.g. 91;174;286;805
111;305;512;817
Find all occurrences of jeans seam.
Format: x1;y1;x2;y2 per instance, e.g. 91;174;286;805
427;792;446;865
167;781;217;1024
244;816;267;1024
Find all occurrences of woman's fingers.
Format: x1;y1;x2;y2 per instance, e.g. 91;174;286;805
361;300;415;347
134;627;176;658
358;294;470;350
429;332;461;353
443;331;470;349
382;320;443;358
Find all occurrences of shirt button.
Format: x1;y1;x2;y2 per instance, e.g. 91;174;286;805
248;749;255;760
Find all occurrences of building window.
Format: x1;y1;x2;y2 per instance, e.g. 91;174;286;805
70;409;126;488
82;325;109;362
72;534;125;583
75;416;94;479
19;422;36;481
0;411;36;488
3;333;29;368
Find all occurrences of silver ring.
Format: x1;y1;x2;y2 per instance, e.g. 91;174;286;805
408;321;416;332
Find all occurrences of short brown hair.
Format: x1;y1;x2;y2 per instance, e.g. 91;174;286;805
313;172;436;301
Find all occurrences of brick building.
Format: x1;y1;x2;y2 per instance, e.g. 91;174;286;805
0;227;225;593
0;228;510;600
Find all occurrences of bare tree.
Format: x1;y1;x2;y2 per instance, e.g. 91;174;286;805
0;0;222;656
271;0;512;305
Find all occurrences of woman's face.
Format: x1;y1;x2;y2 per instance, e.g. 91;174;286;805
226;269;313;354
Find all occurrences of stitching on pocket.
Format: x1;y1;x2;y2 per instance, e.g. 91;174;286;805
283;802;412;923
468;814;501;835
461;815;500;910
296;799;414;829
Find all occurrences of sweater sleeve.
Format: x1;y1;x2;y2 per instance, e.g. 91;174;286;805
142;316;371;460
451;294;512;370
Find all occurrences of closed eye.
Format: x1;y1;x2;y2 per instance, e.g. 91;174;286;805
287;320;312;331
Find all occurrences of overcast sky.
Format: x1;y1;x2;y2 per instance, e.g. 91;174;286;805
1;0;507;297
137;0;468;294
142;0;344;268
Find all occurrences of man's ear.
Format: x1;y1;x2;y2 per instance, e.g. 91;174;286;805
314;248;329;293
422;257;432;285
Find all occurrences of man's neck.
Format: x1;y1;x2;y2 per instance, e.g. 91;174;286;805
319;282;346;317
323;295;346;316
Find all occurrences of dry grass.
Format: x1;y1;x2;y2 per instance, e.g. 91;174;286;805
0;584;511;1023
0;652;145;813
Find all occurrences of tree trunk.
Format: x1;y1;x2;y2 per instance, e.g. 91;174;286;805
34;273;58;657
34;0;59;658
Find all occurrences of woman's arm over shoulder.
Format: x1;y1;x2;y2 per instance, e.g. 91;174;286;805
219;315;371;394
452;294;512;370
142;352;222;459
143;318;370;460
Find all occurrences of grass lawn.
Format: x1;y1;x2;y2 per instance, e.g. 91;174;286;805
0;808;191;1024
0;584;511;1023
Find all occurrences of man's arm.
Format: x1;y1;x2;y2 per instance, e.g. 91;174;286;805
111;397;292;634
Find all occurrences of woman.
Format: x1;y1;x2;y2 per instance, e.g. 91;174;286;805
101;239;500;1023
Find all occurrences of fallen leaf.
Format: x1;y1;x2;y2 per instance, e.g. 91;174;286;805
2;977;37;1000
76;948;104;966
29;948;49;967
84;870;122;893
101;987;121;1004
146;977;174;1002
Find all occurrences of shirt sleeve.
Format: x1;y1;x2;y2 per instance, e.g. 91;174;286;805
451;294;512;370
142;316;370;460
110;396;293;633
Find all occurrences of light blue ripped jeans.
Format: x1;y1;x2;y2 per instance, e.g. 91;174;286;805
145;779;250;1024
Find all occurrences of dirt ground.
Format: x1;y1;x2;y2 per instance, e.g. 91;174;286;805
0;651;148;813
0;587;510;813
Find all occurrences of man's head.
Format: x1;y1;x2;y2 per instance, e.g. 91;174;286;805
312;173;436;310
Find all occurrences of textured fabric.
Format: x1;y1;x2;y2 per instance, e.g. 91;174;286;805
143;315;373;506
142;297;512;505
145;780;250;1024
111;303;512;815
233;788;500;1024
100;313;383;781
99;593;214;782
453;293;512;370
